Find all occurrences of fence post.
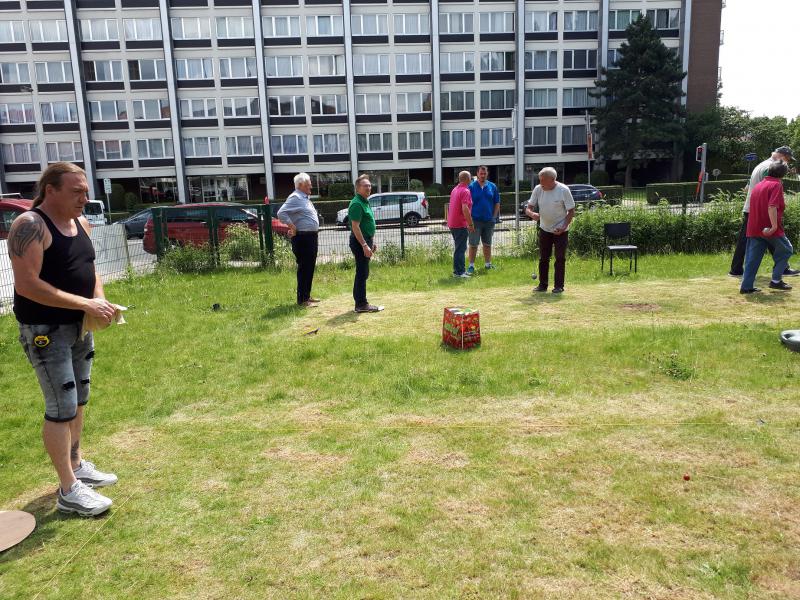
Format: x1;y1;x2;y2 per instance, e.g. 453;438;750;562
153;207;165;260
207;207;219;266
399;196;405;258
264;202;274;263
256;204;267;267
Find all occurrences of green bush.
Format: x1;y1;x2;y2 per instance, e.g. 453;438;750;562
219;223;261;262
110;183;125;210
573;173;589;184
645;179;748;205
590;170;610;186
271;235;296;271
518;179;533;193
596;186;624;205
124;192;138;211
159;244;215;273
409;179;424;191
424;183;449;197
327;182;355;199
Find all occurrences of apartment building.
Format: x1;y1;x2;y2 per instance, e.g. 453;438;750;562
0;0;722;201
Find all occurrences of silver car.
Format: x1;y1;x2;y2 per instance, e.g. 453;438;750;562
337;192;430;227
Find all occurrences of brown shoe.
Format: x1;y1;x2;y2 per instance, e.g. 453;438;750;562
300;300;318;307
354;304;382;313
307;297;321;303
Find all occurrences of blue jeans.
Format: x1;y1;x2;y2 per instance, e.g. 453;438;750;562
741;235;794;290
450;228;468;275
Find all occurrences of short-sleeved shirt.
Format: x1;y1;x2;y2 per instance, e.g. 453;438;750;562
743;158;774;213
527;182;576;233
746;177;785;238
348;194;376;237
447;183;473;229
468;180;500;222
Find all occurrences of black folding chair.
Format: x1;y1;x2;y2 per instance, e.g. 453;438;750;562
601;222;638;275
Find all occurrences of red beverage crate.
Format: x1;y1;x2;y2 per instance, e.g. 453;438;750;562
442;307;481;350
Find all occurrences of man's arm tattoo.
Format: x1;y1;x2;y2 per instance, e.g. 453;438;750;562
9;218;44;257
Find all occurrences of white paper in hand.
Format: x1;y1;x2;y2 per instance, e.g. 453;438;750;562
81;304;127;340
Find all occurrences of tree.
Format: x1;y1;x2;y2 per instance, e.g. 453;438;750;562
593;16;686;187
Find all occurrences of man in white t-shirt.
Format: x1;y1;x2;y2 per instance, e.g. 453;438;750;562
526;167;576;294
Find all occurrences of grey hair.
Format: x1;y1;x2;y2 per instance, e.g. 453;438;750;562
538;167;558;180
767;160;789;179
294;172;311;187
458;170;471;182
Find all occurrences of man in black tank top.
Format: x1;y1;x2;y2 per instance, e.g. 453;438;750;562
8;162;119;516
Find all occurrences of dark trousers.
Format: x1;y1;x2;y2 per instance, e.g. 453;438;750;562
538;228;569;289
450;227;468;275
349;233;373;307
731;212;779;275
290;231;318;304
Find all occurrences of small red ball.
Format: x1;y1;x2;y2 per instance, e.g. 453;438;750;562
683;473;691;481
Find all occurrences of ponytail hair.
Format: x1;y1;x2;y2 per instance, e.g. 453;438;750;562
32;162;86;208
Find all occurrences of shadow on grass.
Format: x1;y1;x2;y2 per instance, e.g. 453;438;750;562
260;303;304;321
326;311;360;328
517;292;566;304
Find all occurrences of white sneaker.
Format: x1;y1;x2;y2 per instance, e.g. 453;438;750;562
57;481;113;516
452;272;471;278
73;459;118;487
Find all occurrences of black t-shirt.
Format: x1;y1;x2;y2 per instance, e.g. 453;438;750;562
14;208;96;324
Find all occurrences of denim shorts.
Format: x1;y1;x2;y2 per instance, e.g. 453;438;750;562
468;220;495;247
18;322;94;423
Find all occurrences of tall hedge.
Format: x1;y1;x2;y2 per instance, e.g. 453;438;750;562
645;179;748;205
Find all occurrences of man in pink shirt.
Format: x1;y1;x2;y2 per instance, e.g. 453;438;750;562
447;171;476;277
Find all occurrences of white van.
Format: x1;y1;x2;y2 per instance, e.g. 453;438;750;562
83;200;106;226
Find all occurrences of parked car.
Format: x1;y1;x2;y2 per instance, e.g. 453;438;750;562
0;197;32;240
336;192;429;227
118;209;152;239
82;200;106;226
142;202;290;254
518;184;605;217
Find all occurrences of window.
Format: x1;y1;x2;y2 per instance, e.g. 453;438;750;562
129;59;166;81
176;58;213;79
183;136;221;157
262;16;299;38
563;49;597;70
356;132;392;152
440;52;474;73
442;129;474;150
525;11;557;32
395;53;430;75
479;12;514;34
2;143;39;163
313;133;348;154
46;141;82;162
223;97;259;117
265;55;303;77
351;14;388;36
564;11;598;32
226;135;263;156
35;61;72;83
133;99;170;120
90;100;127;121
80;19;119;41
355;93;390;114
398;131;432;151
439;13;473;34
524;126;556;146
562;87;598;108
0;21;25;42
524;50;557;70
41;101;78;123
394;14;429;35
0;62;30;84
171;18;211;39
397;92;431;113
480;89;514;110
480;51;514;72
268;95;304;116
562;124;587;145
609;10;639;31
123;18;161;41
309;55;345;76
481;128;512;148
306;15;343;36
180;98;217;119
219;57;257;78
0;103;33;124
440;90;474;111
270;134;307;155
607;49;621;68
646;8;680;30
216;17;254;39
137;138;173;159
94;140;131;160
310;94;346;115
352;54;389;75
84;60;123;81
524;88;557;109
30;20;68;42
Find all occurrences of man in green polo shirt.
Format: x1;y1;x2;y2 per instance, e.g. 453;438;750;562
348;174;382;313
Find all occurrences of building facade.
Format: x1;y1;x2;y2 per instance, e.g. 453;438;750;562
0;0;721;202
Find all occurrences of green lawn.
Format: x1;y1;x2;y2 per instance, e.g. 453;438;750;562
1;254;799;599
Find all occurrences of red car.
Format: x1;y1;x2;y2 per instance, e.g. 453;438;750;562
0;197;33;239
142;202;289;254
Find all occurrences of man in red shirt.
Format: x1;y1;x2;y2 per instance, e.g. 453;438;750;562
447;171;475;277
741;161;793;293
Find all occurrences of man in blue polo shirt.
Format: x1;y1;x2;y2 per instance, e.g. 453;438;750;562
467;165;500;273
